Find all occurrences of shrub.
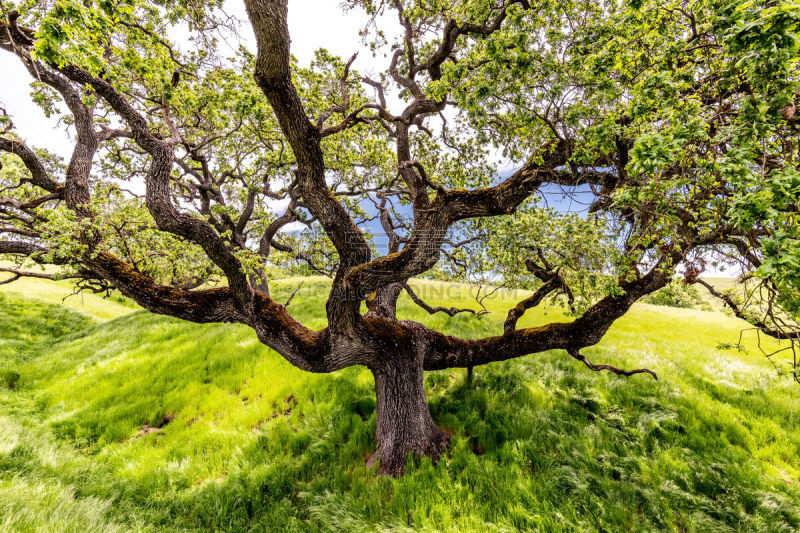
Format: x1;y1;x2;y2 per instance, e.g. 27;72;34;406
2;370;21;389
642;280;711;310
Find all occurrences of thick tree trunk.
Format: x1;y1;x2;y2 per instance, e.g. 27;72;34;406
367;358;450;475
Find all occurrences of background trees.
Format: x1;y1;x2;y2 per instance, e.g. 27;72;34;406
1;0;799;473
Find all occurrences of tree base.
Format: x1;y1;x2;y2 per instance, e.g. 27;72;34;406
369;360;450;475
367;424;450;476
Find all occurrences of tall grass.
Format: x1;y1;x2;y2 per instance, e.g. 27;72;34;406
0;278;799;532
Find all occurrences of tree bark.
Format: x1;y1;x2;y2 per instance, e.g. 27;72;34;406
367;355;450;476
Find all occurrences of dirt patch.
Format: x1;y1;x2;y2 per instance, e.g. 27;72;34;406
252;395;298;432
134;414;175;438
468;435;484;456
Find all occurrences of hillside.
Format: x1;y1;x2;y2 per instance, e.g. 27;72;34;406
1;278;800;532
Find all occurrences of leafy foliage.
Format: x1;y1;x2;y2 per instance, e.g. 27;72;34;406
2;0;799;321
642;279;711;311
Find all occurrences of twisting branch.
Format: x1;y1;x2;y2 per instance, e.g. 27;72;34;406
361;76;389;110
504;256;575;333
567;348;658;380
389;48;424;99
316;52;358;128
0;267;80;282
413;0;531;81
504;279;562;333
404;283;486;317
53;63;256;310
695;278;800;340
319;103;384;137
0;137;63;194
399;160;447;194
423;259;675;371
2;10;34;47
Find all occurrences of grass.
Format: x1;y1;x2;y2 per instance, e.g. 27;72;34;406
1;277;799;531
0;265;135;321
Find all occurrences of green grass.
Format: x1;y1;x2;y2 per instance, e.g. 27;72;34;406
0;266;136;321
1;277;799;532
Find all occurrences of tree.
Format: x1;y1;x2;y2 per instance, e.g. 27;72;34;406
1;0;799;475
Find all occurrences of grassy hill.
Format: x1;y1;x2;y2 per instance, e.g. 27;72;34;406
1;277;800;532
0;269;135;321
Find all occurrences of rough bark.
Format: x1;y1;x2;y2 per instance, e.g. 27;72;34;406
245;0;373;332
367;348;449;475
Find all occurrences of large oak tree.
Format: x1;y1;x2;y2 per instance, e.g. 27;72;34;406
1;0;799;474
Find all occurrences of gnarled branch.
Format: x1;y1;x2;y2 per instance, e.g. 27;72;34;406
404;283;486;317
695;278;800;340
567;348;658;380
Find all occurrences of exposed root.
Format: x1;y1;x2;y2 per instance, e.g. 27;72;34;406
367;425;450;476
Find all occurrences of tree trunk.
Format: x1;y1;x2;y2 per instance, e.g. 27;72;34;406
367;358;450;475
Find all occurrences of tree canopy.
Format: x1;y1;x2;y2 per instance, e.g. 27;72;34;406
1;0;799;474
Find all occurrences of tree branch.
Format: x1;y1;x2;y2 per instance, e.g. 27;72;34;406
423;263;672;370
0;137;63;194
695;278;800;340
567;348;658;380
404;283;485;317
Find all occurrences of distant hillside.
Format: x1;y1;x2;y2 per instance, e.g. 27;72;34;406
1;278;799;532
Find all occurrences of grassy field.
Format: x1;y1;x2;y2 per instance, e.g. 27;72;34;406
1;277;799;532
0;263;135;320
